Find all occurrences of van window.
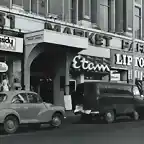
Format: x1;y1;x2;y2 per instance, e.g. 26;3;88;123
99;84;132;96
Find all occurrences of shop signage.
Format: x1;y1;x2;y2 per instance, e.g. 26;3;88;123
44;22;112;47
0;62;8;72
0;12;15;29
121;40;144;54
0;35;16;51
115;53;144;68
72;55;110;72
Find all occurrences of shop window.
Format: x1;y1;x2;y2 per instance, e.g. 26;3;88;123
99;0;111;31
23;0;30;12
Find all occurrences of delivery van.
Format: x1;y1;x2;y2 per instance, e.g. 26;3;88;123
72;81;144;123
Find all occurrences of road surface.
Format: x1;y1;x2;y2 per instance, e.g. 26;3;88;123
0;119;144;144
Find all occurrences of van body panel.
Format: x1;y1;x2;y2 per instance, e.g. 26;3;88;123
73;81;144;118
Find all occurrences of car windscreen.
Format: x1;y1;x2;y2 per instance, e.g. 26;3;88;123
0;94;7;102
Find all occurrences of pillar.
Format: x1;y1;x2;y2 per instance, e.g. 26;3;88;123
24;63;30;90
65;52;70;95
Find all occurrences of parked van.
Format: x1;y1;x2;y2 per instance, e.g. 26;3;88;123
72;81;144;123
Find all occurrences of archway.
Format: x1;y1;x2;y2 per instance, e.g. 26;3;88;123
30;52;57;103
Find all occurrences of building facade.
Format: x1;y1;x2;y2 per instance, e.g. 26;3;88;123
0;0;144;110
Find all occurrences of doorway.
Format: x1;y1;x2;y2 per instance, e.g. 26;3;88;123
30;52;56;104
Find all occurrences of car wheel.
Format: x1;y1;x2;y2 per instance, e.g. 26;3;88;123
132;110;139;121
51;113;63;128
4;115;19;134
104;110;115;124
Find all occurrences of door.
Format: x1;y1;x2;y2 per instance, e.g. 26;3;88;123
27;93;51;123
11;93;31;123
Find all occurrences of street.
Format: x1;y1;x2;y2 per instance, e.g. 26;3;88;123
0;118;144;144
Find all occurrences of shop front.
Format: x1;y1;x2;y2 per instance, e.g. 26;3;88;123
0;34;23;90
110;49;144;84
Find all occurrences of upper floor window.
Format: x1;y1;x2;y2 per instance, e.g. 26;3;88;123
99;0;110;31
31;0;38;14
83;0;91;19
12;0;23;7
134;2;142;39
48;0;64;20
0;0;10;7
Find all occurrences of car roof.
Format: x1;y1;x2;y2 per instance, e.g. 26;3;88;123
83;80;134;86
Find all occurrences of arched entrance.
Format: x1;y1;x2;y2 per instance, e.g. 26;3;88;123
30;52;56;103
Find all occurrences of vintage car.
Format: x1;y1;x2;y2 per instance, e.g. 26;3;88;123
0;90;65;134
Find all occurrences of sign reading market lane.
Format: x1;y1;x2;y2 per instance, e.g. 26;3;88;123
44;22;112;47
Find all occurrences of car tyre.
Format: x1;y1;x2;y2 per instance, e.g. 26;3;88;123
4;115;19;134
104;110;115;124
132;110;139;121
51;113;63;128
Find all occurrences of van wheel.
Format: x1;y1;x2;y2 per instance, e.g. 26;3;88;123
4;115;19;134
132;111;139;121
104;110;115;124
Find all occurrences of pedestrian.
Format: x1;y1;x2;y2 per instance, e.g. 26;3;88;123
1;74;10;92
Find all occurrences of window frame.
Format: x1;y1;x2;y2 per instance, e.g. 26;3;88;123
83;0;91;20
11;93;28;104
27;93;43;104
99;0;111;31
12;0;24;8
134;1;142;39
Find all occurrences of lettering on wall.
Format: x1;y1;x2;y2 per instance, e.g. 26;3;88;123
121;40;144;54
44;22;112;47
115;53;144;68
72;55;110;72
0;35;16;51
0;12;15;29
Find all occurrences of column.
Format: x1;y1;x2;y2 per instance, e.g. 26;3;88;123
65;52;70;95
24;63;30;90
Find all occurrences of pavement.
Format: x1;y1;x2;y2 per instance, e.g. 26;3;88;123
0;112;144;144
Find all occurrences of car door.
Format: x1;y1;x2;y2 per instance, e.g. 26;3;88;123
27;93;51;123
11;93;30;123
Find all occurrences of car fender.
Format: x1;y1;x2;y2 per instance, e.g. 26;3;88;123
0;109;20;123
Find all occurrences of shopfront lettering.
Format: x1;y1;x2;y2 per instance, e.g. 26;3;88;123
115;53;144;68
72;55;110;72
121;40;144;53
44;22;112;47
0;35;14;46
0;12;15;29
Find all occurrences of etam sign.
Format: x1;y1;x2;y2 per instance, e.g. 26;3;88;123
72;55;110;72
115;54;144;68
